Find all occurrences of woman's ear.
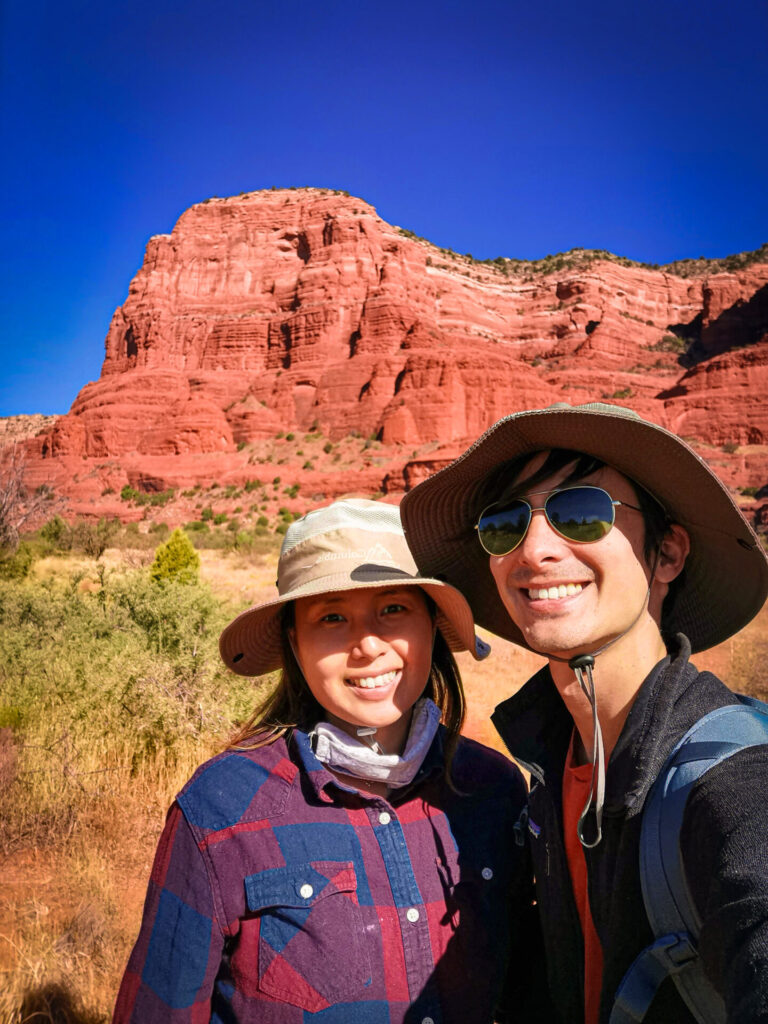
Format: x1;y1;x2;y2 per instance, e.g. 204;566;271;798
655;523;690;583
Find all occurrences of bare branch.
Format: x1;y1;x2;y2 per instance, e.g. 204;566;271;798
0;443;64;552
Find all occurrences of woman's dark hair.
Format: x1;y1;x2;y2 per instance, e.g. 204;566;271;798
478;448;682;632
230;592;467;785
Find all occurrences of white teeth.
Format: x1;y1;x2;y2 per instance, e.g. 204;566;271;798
350;670;398;689
530;583;583;601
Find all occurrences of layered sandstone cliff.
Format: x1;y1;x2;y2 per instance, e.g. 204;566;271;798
17;188;768;519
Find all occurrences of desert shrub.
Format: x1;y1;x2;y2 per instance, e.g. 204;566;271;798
71;517;121;558
40;514;68;545
213;512;228;525
0;541;35;580
200;506;214;521
256;515;269;527
650;334;687;353
120;485;175;507
0;568;261;848
184;520;209;533
149;529;200;584
189;528;231;550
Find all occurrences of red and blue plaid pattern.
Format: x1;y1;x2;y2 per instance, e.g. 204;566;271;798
114;728;535;1023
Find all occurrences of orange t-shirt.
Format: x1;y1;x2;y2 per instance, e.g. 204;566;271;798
562;733;604;1024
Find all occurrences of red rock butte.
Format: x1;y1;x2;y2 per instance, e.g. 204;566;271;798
14;188;768;522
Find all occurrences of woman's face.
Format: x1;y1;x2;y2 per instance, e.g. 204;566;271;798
291;585;435;754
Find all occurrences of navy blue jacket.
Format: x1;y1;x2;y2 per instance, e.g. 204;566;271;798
492;634;768;1024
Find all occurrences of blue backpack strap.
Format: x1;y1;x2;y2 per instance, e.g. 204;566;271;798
611;698;768;1024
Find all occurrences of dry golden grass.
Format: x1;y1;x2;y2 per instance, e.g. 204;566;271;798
1;540;767;1022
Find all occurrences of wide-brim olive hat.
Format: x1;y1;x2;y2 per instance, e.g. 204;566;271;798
400;402;768;654
220;498;490;676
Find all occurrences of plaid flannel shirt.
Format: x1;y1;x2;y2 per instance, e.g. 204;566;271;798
114;727;536;1023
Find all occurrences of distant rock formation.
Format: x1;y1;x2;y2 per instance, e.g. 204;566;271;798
16;188;768;522
0;415;58;445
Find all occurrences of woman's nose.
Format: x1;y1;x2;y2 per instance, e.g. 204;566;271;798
350;632;386;659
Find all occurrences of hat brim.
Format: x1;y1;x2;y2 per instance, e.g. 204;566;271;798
219;565;484;677
400;405;768;654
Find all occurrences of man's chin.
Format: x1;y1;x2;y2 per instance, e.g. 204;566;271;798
520;625;598;660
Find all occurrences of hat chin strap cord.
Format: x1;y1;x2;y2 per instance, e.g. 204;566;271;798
546;559;659;849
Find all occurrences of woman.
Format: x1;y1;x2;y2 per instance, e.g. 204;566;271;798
113;499;541;1023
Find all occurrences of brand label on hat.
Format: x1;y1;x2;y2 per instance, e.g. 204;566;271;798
299;542;398;569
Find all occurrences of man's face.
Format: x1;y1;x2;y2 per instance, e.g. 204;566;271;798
487;453;657;659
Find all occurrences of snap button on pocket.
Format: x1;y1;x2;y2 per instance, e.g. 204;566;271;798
299;883;313;899
481;867;493;880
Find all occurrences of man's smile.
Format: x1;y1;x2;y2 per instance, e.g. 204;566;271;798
525;582;585;602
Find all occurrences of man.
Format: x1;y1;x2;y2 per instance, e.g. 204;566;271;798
400;402;768;1024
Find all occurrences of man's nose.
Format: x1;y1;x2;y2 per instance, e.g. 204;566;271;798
512;507;566;563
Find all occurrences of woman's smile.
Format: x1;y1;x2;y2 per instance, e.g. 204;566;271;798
345;668;402;690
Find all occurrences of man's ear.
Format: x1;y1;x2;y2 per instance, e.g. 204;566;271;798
655;523;690;583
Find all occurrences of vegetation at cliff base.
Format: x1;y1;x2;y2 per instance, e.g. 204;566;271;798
149;527;200;584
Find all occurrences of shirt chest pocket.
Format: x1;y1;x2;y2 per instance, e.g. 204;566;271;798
238;860;371;1012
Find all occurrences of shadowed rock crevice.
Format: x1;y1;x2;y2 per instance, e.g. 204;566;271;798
699;283;768;360
124;326;137;360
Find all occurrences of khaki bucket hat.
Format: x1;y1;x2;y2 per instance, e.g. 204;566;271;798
400;402;768;654
220;498;490;676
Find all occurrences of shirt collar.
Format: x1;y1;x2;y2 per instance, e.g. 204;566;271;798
289;725;446;804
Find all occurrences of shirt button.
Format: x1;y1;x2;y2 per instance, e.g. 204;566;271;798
422;1018;435;1024
299;883;314;899
378;811;391;825
481;867;494;880
406;907;420;923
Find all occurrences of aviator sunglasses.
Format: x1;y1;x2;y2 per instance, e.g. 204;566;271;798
476;485;643;557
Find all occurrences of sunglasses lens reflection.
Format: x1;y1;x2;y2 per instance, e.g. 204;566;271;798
547;488;614;542
477;487;616;555
477;500;530;555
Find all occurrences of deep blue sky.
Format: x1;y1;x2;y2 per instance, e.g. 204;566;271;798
2;0;767;415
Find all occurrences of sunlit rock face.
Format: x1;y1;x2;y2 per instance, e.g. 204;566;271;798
17;188;768;518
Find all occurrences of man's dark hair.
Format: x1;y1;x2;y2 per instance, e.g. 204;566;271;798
478;448;682;631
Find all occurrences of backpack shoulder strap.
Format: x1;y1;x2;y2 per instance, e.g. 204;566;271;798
610;698;768;1024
